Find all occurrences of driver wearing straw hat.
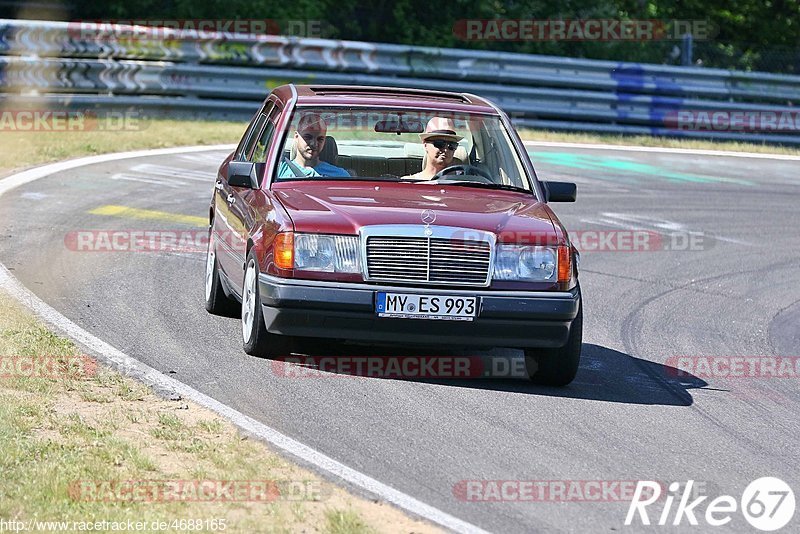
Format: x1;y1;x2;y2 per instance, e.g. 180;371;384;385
402;117;464;180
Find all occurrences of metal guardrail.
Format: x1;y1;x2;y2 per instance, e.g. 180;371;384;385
2;19;800;144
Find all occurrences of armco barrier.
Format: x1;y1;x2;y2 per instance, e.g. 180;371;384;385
2;19;800;144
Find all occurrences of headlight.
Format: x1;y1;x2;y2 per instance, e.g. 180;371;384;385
493;245;556;281
294;234;360;273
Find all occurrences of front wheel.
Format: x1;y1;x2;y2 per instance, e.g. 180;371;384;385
241;251;293;358
204;229;238;317
524;300;582;386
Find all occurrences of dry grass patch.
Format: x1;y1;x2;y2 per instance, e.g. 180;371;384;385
0;291;440;533
0;119;245;175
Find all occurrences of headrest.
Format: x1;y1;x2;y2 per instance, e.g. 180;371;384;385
290;135;338;164
319;136;338;164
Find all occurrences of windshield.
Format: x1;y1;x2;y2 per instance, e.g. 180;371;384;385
274;107;532;192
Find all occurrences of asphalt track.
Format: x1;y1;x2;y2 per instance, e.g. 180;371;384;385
1;144;798;533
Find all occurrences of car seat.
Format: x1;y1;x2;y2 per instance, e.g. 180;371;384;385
290;136;356;176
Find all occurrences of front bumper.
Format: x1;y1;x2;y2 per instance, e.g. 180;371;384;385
258;274;581;348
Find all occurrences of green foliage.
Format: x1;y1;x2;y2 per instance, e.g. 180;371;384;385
66;0;800;73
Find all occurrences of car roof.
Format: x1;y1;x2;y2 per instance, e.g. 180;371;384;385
270;84;498;114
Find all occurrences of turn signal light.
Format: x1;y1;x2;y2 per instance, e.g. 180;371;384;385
557;245;571;283
274;232;294;269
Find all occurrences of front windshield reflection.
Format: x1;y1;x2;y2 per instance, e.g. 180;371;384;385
273;108;532;192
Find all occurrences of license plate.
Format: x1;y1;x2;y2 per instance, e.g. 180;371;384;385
376;292;478;321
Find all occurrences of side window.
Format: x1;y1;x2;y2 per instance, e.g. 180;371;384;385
251;103;281;163
240;113;267;161
234;115;257;161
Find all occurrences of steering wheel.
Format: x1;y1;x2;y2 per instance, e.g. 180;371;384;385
432;164;494;183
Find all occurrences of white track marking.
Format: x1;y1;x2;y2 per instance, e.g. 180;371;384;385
601;212;686;232
580;212;754;246
0;145;236;198
524;140;800;161
111;173;186;188
178;153;228;164
579;215;652;232
0;146;490;534
131;163;216;181
708;235;755;246
19;191;48;200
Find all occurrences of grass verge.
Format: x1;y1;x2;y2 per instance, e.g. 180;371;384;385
0;120;245;175
0;291;438;533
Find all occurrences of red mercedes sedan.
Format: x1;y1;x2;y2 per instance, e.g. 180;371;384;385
205;84;582;385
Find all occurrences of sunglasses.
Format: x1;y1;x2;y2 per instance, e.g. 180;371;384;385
429;140;459;151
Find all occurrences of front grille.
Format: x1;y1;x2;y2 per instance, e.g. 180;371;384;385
366;236;491;286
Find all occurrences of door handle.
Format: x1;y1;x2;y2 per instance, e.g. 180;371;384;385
226;194;235;204
215;180;223;190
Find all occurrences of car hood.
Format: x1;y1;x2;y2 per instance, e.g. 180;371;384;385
273;182;558;241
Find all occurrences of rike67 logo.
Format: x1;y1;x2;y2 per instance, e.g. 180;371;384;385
626;478;795;531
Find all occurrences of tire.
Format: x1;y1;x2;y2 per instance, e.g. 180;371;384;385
204;229;239;317
241;250;293;358
524;298;582;386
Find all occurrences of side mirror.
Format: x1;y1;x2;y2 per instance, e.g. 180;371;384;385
228;161;258;189
542;181;577;202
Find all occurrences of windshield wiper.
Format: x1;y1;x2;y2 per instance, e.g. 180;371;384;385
434;180;531;194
